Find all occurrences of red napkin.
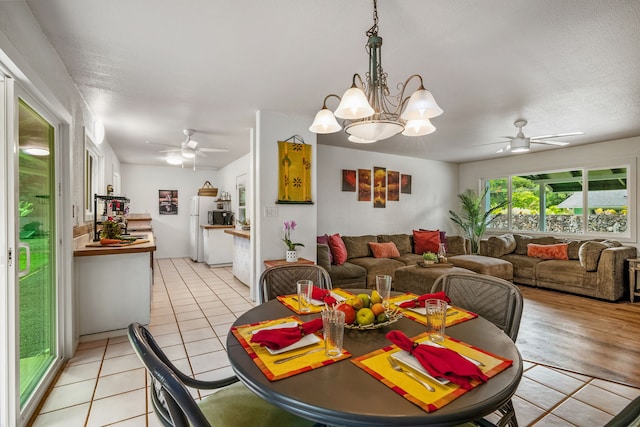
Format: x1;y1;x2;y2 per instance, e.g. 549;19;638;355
311;286;337;305
386;330;488;390
250;319;324;350
398;291;451;308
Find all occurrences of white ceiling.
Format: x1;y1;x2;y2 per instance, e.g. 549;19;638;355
25;0;640;169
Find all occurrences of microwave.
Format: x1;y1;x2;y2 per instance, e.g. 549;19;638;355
208;210;233;225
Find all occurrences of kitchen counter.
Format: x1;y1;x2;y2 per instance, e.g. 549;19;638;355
224;228;250;239
200;225;235;229
73;232;156;257
74;232;156;338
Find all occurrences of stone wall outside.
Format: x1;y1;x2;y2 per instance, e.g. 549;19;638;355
490;214;627;233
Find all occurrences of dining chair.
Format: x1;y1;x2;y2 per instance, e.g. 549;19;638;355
127;322;315;427
259;264;332;303
432;273;523;427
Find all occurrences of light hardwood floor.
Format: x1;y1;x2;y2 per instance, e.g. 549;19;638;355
517;285;640;388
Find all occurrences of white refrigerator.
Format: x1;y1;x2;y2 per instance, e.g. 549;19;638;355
190;195;216;262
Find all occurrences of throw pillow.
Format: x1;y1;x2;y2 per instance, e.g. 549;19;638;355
514;234;557;255
328;233;348;265
377;234;412;254
369;241;401;258
486;234;516;258
316;234;333;263
413;230;441;254
420;229;448;252
578;241;607;272
527;243;569;260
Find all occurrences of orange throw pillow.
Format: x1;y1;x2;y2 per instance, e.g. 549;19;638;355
369;241;400;258
527;243;569;260
328;233;348;265
413;230;441;254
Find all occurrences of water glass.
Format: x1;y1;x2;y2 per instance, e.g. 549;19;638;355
375;274;392;306
425;298;447;342
322;309;345;357
297;280;313;313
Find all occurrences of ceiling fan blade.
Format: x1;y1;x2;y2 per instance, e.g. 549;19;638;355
533;140;570;146
195;151;208;158
198;147;229;153
531;132;584;140
158;148;181;153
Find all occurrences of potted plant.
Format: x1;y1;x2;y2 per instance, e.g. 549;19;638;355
282;220;304;262
422;252;438;264
449;188;507;254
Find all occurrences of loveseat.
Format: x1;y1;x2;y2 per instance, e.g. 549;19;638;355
479;233;637;301
317;232;470;289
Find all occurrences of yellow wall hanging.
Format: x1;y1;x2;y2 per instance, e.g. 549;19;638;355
277;135;313;204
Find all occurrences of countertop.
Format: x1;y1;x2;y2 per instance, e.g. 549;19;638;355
74;232;156;257
224;228;250;239
200;225;235;229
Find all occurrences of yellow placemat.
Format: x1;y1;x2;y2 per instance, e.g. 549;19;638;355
388;293;478;327
352;332;513;412
230;316;351;381
277;288;356;314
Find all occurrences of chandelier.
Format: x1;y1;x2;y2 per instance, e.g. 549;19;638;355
309;0;442;143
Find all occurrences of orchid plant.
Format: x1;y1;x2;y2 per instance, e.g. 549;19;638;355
282;220;304;251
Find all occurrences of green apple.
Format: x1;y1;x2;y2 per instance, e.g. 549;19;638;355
357;293;371;308
376;312;389;323
356;308;375;326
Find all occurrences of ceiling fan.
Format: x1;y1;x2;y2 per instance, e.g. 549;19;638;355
157;129;229;159
495;120;583;153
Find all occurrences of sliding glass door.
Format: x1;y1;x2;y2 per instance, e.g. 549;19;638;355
17;98;57;408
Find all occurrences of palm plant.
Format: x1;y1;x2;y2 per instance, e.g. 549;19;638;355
449;188;507;254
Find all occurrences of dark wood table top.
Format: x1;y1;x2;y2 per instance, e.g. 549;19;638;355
227;291;523;427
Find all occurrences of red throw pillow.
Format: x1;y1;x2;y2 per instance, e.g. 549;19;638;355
413;230;441;254
369;241;400;258
420;229;448;252
317;234;333;263
527;243;569;260
328;233;348;265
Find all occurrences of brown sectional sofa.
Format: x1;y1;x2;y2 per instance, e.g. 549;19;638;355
479;233;637;301
317;233;470;289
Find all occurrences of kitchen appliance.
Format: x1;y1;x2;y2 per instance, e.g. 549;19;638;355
208;210;234;226
190;195;216;262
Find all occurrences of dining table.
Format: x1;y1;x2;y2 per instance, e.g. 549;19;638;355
226;289;523;427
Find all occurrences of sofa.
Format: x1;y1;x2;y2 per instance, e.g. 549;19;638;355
317;232;470;289
479;233;637;301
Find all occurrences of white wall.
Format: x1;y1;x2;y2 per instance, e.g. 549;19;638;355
120;165;220;258
317;145;460;236
216;152;251;222
459;136;640;246
255;111;317;293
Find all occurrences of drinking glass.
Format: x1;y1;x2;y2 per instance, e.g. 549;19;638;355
375;274;392;307
296;280;313;313
322;309;345;357
425;298;447;342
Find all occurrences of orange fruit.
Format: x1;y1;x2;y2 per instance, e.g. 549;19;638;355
371;303;385;316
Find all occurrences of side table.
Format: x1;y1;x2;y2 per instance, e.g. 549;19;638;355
264;257;315;269
629;258;640;303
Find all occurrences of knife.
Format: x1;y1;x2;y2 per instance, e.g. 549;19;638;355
273;347;324;364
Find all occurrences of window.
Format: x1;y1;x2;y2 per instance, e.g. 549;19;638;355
483;166;629;236
84;129;101;220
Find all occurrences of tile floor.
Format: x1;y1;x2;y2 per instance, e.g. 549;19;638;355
31;258;640;427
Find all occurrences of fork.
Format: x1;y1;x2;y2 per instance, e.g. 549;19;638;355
386;355;435;392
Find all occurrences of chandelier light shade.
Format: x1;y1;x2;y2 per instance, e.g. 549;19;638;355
309;0;442;143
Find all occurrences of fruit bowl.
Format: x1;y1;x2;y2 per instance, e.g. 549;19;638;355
344;308;403;330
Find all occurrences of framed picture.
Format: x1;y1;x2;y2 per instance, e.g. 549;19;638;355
373;166;387;208
342;170;356;192
358;169;371;201
401;174;412;194
388;171;400;201
159;190;178;215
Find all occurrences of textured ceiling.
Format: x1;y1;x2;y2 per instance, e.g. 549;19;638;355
25;0;640;169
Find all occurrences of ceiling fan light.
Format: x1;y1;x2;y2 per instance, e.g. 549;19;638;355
166;156;183;165
348;135;377;144
309;108;342;134
510;138;530;153
402;119;435;137
401;89;443;120
181;149;196;159
334;87;374;120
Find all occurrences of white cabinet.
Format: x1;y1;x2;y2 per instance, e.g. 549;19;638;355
203;227;234;265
